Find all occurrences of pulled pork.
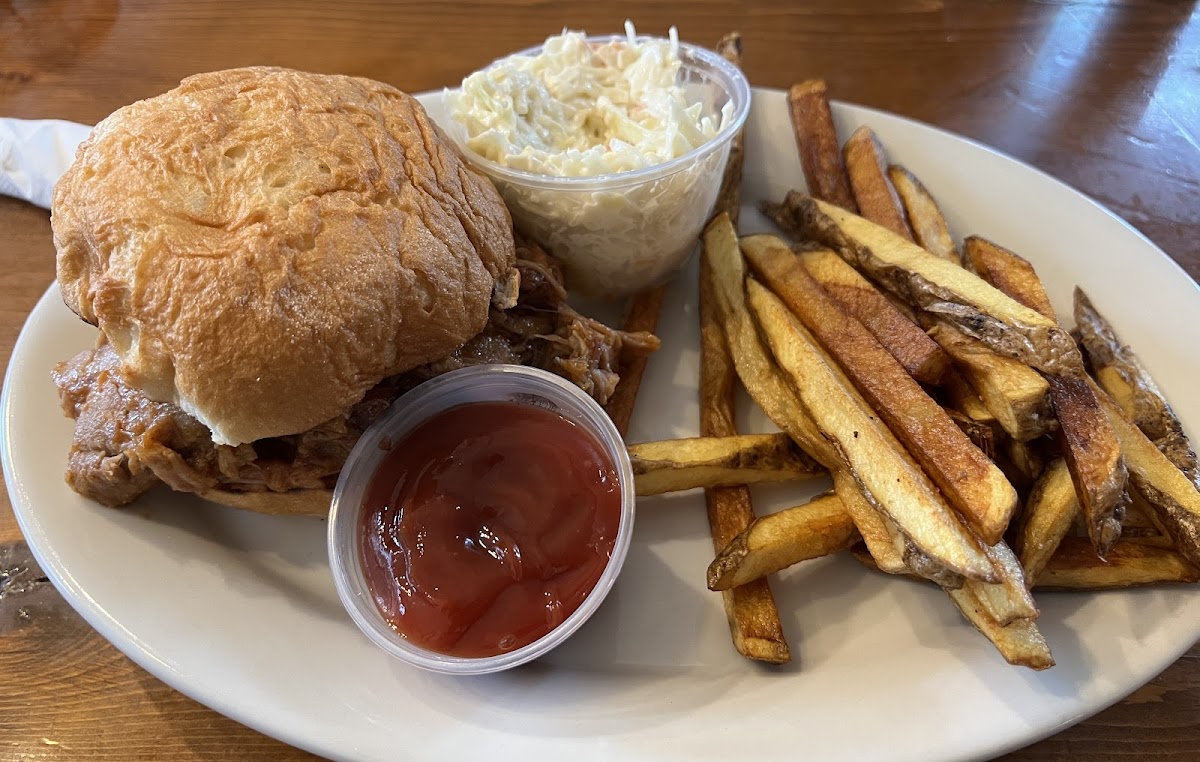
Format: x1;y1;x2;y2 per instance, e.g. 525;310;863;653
53;243;660;507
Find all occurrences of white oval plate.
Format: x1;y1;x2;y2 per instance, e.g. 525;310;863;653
5;89;1200;762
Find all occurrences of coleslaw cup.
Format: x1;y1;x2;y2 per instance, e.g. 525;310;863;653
327;364;636;675
443;35;752;299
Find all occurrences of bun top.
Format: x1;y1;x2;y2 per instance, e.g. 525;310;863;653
53;67;515;445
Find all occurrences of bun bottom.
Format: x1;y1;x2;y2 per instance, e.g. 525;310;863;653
199;488;332;516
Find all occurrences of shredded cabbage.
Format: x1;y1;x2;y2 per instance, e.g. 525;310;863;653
447;24;729;177
445;23;738;298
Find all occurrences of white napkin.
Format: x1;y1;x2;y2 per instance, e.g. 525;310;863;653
0;118;92;210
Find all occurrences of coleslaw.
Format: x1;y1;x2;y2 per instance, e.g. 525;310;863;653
444;23;749;298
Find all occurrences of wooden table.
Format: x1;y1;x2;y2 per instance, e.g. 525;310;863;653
2;1;1198;759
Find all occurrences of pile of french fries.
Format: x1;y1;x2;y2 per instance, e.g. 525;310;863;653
616;63;1200;670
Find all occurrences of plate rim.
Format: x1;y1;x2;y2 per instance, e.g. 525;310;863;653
4;85;1200;762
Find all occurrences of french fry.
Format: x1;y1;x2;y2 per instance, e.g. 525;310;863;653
787;246;950;384
748;241;1041;624
702;214;919;577
867;533;1039;630
745;278;997;581
742;234;1017;544
604;286;667;437
947;592;1053;669
1014;458;1078;583
1092;378;1200;568
927;322;1052;442
772;193;1081;375
1075;288;1199;487
864;529;1192;594
961;237;1128;557
703;216;831;463
711;32;745;226
629;433;825;496
942;371;1000;429
698;251;790;664
706;218;961;585
946;587;1054;670
835;472;921;577
705;492;960;592
707;492;859;590
714;31;744;74
946;409;997;461
705;211;950;576
1071;493;1178;549
1122;490;1174;547
699;256;739;441
1037;538;1200;590
888;165;960;264
848;545;1050;667
1047;375;1128;558
965;540;1039;626
842;127;913;239
963;237;1056;319
702;476;792;664
1002;437;1047;490
787;80;858;211
853;539;1039;628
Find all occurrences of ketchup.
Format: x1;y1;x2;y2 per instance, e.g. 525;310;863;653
358;401;622;658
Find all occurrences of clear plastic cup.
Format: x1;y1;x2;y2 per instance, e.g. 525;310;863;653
442;35;752;300
327;364;636;675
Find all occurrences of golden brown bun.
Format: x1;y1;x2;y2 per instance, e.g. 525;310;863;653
199;488;332;517
53;67;515;445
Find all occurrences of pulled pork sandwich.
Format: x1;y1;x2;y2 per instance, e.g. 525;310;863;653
51;67;658;516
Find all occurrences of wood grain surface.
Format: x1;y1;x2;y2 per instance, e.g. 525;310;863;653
2;1;1198;760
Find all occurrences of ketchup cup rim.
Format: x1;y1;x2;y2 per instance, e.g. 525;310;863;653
327;364;637;675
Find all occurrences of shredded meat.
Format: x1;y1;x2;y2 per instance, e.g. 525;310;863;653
376;239;660;400
54;342;381;506
54;244;660;508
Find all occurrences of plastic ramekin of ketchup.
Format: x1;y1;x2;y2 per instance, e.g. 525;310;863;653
328;364;635;674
